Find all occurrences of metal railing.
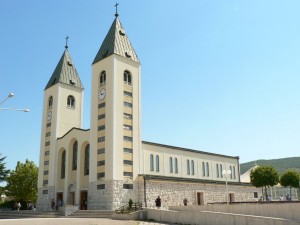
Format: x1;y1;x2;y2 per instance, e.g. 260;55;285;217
115;202;143;214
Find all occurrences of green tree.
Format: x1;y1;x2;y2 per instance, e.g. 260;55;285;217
250;165;279;200
280;170;300;201
0;154;10;182
5;160;38;202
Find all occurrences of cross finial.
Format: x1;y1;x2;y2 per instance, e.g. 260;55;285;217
114;2;119;17
65;36;69;49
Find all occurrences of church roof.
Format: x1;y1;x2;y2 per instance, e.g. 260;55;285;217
93;17;139;64
45;48;84;90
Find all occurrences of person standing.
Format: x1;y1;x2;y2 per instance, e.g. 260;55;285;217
183;198;188;206
17;202;21;211
57;198;62;210
51;199;55;210
155;196;161;209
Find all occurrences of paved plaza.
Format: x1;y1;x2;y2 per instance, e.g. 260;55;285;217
0;218;173;225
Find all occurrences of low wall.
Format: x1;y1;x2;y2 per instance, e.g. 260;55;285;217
112;211;144;220
146;208;300;225
169;203;300;221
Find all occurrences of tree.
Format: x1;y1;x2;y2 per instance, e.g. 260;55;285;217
280;170;300;201
5;160;38;202
0;154;10;182
250;165;279;200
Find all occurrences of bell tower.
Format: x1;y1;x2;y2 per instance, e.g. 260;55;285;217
89;11;142;209
37;42;84;210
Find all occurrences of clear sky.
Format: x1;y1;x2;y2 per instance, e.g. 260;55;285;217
1;0;300;171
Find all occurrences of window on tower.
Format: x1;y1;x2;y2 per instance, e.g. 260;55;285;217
48;96;53;109
67;95;75;109
100;71;106;86
123;70;132;85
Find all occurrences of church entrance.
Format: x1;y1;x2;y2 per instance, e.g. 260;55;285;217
80;191;88;210
67;184;75;205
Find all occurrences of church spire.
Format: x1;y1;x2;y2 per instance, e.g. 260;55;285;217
92;5;139;64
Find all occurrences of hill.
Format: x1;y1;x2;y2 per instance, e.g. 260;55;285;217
240;157;300;174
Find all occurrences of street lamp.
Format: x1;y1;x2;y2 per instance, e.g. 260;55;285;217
222;169;231;205
0;92;29;112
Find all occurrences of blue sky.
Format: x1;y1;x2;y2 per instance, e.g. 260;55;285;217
1;0;300;171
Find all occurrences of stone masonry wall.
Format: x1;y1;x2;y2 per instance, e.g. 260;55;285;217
37;186;55;211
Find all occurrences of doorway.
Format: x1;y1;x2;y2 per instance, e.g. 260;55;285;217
196;192;204;205
80;191;88;210
229;193;235;203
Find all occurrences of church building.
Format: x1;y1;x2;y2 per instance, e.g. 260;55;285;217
37;8;257;211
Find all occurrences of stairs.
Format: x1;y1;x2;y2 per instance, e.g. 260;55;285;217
0;210;63;219
68;210;114;218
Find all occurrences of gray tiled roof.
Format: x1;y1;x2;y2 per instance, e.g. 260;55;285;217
93;17;139;64
45;49;84;90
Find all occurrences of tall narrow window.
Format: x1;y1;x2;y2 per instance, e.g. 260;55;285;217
187;159;190;175
48;96;53;109
233;166;236;179
175;158;178;174
124;70;132;85
100;71;106;86
230;165;233;179
61;150;66;179
191;160;195;175
156;155;159;172
72;141;78;170
169;157;173;173
67;95;75;108
206;162;210;177
220;164;223;178
150;154;154;172
84;144;90;176
202;162;205;177
216;164;219;178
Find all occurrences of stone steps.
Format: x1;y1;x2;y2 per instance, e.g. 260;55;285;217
68;210;114;218
0;210;63;219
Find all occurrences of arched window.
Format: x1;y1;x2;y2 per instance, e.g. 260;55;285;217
202;162;205;176
123;70;132;85
72;141;78;170
169;157;173;173
216;164;219;178
233;166;236;179
67;95;75;108
48;96;53;109
187;159;190;175
191;160;195;175
230;165;233;179
100;71;106;86
175;158;178;174
156;155;159;172
84;144;90;176
206;162;210;177
150;154;154;171
61;150;66;179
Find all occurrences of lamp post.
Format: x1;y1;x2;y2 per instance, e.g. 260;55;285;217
0;92;29;112
222;169;231;205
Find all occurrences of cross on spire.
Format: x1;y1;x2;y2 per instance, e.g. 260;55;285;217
114;2;119;17
65;36;69;49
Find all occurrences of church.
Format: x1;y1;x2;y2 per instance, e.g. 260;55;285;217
37;8;257;211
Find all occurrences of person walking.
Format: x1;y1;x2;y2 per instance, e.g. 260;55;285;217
155;196;161;209
17;202;21;211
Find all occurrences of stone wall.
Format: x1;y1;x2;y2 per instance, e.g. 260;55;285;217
36;186;55;211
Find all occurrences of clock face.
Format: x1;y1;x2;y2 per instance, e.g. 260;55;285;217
98;89;106;100
47;111;52;121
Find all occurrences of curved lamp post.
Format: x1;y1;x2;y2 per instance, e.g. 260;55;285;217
0;92;29;112
222;169;231;205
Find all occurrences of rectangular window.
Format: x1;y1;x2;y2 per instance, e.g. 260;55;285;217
124;160;133;165
98;114;105;120
43;170;48;175
46;122;51;127
43;190;48;194
123;148;133;153
123;113;132;119
123;125;132;130
97;172;105;179
97;184;105;190
124;172;133;177
98;148;105;154
124;91;132;97
44;161;49;165
98;125;105;131
254;192;258;198
44;151;50;156
45;141;50;146
123;136;132;142
97;160;105;166
124;102;132;107
98;136;105;142
98;102;105;109
45;132;51;137
123;184;133;189
43;180;48;185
